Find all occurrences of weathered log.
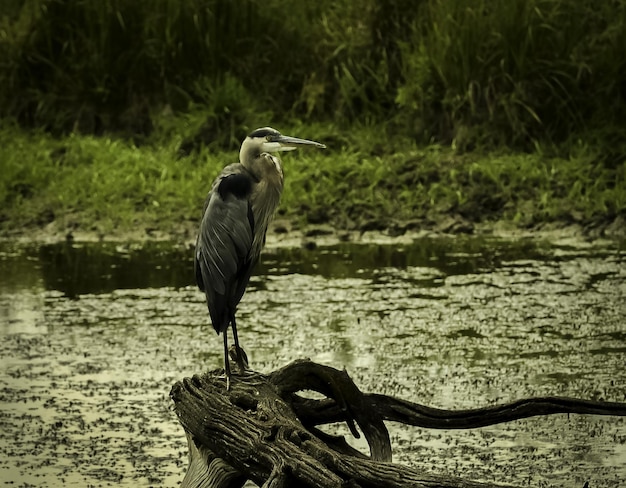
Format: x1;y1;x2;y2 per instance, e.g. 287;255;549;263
180;432;246;488
170;359;626;488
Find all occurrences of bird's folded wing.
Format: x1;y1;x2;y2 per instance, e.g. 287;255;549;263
195;190;253;296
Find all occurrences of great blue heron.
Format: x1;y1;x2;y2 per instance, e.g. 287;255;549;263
194;127;326;387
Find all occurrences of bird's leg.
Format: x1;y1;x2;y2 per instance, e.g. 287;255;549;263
223;331;232;390
231;315;247;373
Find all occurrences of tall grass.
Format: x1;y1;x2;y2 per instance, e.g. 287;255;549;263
1;0;316;136
1;0;625;151
396;0;626;148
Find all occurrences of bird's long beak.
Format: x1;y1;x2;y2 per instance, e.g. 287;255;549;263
271;134;326;152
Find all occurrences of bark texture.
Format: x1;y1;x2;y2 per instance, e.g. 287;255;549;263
170;359;626;488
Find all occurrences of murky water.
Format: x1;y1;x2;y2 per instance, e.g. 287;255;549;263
1;236;625;487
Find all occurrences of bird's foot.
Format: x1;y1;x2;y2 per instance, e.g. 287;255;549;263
228;344;249;374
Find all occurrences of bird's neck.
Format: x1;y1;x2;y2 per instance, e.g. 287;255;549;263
240;150;283;182
248;155;284;260
239;144;264;177
252;154;284;203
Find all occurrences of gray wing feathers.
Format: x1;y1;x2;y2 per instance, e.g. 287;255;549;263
196;191;253;297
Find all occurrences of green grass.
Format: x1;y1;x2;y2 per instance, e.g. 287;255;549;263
0;122;217;235
1;122;623;239
396;0;626;147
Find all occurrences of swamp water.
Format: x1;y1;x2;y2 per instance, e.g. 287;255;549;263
0;236;625;487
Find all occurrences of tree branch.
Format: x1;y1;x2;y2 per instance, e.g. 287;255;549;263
171;358;626;488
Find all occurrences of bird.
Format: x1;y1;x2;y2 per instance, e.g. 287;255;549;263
194;127;326;387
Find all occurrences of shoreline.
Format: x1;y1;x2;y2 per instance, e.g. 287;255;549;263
2;214;623;249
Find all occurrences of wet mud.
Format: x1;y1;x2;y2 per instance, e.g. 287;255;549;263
1;236;625;487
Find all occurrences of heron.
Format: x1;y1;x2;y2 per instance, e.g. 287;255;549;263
194;127;326;387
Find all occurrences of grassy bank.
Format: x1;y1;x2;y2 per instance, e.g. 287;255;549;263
1;122;623;241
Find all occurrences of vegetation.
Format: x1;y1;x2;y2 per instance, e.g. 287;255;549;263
0;0;624;238
2;0;625;146
1;121;623;239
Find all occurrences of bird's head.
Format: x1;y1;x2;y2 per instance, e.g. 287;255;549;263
240;127;326;164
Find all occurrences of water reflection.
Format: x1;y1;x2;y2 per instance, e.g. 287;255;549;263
36;242;193;297
0;236;561;298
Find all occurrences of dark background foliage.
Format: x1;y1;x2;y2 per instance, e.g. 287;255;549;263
1;0;625;152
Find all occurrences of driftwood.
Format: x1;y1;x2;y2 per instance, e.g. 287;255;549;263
170;357;626;488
